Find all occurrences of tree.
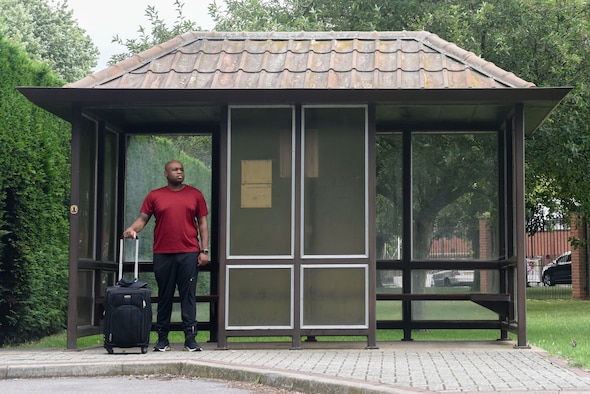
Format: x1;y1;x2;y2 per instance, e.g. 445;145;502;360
109;0;199;65
209;0;429;31
208;0;590;232
0;0;99;83
406;0;590;227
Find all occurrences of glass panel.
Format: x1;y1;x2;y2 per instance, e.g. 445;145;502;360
139;270;210;296
227;267;292;327
411;269;500;320
196;302;210;323
302;266;366;327
197;271;211;295
303;107;366;256
77;270;94;326
376;300;402;320
78;118;97;259
412;133;498;260
101;271;116;294
150;302;210;323
137;271;157;291
229;107;293;256
376;134;403;260
411;269;500;293
412;300;498;320
101;130;117;261
125;135;212;261
377;269;403;291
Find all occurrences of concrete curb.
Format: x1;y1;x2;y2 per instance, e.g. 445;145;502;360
2;359;421;394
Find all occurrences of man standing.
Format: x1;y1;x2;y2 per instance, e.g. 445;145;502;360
123;160;209;352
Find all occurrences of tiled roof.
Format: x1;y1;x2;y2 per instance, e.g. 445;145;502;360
68;31;534;89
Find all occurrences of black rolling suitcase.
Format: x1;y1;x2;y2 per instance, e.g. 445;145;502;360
104;237;152;354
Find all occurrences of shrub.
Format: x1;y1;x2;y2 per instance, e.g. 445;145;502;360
0;33;70;345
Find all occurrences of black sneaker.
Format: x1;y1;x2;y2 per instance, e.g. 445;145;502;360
153;338;170;352
183;339;202;352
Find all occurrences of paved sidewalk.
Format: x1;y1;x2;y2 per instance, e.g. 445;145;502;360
1;340;590;393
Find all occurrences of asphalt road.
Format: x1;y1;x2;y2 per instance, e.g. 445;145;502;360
2;375;303;394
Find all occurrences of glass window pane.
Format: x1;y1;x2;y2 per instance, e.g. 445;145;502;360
197;271;211;295
229;107;293;256
376;134;403;260
303;107;367;256
101;130;117;261
412;133;498;260
148;302;210;324
77;270;94;326
411;269;500;293
78;119;96;259
101;271;116;292
376;300;402;321
377;269;403;291
227;267;292;328
302;265;367;327
196;302;211;323
411;269;500;320
412;300;498;320
125;135;212;261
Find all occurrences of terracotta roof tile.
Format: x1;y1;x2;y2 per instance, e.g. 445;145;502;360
68;31;535;89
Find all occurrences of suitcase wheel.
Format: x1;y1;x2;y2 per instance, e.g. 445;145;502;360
105;346;114;354
141;346;148;354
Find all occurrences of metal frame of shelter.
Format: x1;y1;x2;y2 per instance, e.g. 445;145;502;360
18;31;570;350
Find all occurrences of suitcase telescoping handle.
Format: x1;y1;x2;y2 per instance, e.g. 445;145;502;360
119;237;139;281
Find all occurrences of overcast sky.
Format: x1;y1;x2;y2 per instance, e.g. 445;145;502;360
67;0;216;71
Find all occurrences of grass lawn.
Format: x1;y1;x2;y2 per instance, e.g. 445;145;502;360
10;299;590;371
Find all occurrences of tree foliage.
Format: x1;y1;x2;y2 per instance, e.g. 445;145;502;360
206;0;590;229
406;0;590;227
0;32;70;345
109;0;199;65
0;0;99;83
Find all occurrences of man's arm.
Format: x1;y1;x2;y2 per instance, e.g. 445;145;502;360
197;215;209;266
123;212;151;239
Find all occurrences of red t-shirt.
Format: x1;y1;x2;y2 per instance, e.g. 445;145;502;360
140;185;208;254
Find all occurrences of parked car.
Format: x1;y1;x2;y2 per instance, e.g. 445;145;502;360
542;251;571;286
431;270;474;287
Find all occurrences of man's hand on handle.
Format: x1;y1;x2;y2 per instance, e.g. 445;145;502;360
122;228;138;239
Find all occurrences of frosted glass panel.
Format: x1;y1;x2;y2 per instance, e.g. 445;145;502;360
229;107;293;256
303;107;366;256
227;267;292;328
302;266;367;327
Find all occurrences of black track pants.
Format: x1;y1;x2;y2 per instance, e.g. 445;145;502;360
153;252;199;335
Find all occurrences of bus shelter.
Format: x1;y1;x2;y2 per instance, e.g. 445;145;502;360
19;31;570;349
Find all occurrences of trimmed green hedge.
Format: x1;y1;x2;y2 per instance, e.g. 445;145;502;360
0;33;70;346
